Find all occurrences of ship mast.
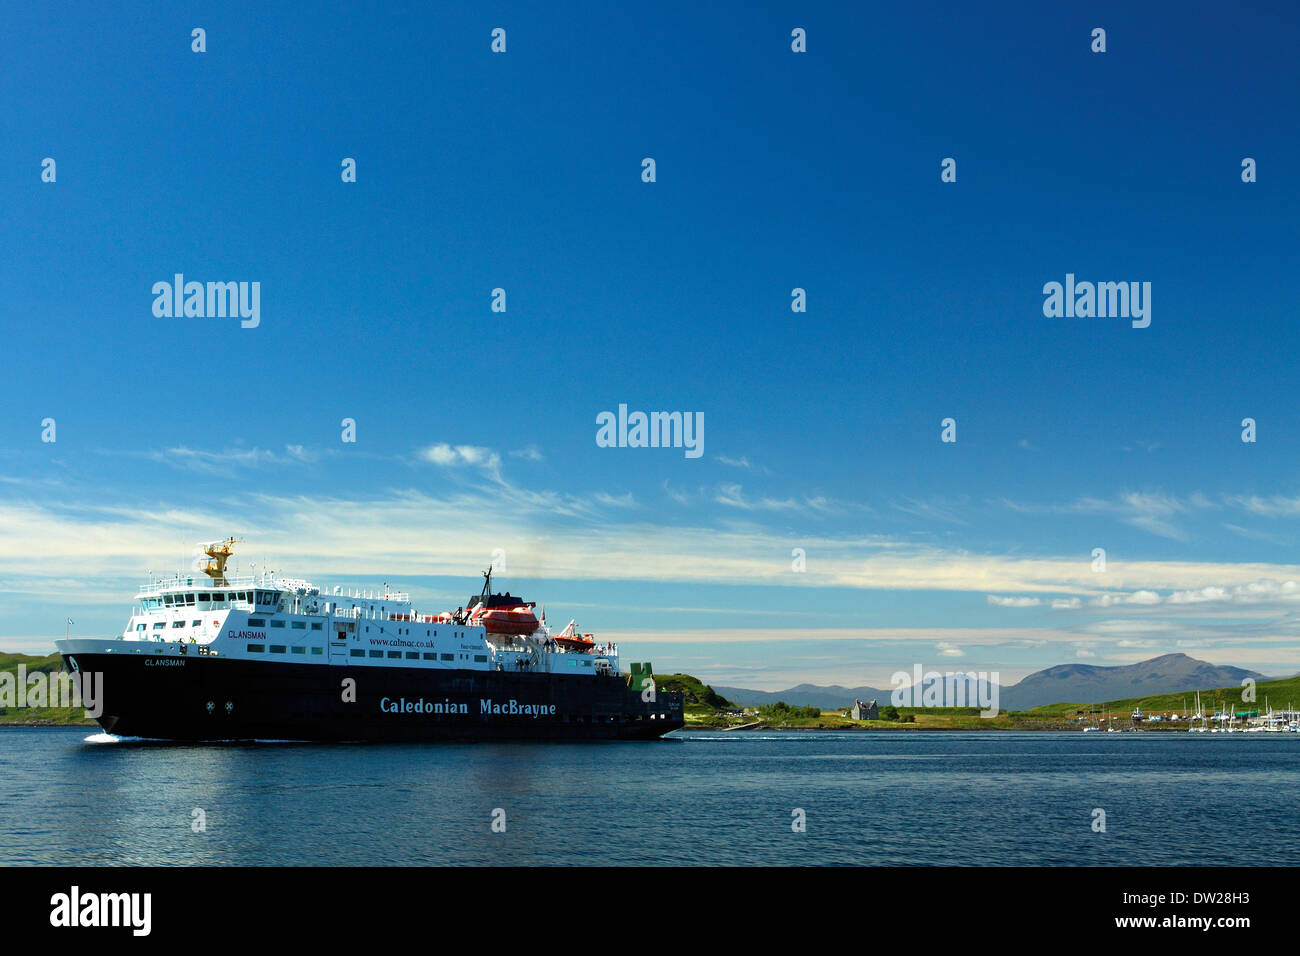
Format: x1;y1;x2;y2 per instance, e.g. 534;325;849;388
201;537;242;585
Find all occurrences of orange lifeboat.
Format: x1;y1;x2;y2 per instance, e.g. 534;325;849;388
553;633;596;651
480;605;539;636
551;619;596;652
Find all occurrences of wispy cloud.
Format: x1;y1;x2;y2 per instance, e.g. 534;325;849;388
717;455;758;471
891;496;969;525
987;595;1042;608
1227;494;1300;517
142;445;323;475
998;489;1210;540
417;443;502;475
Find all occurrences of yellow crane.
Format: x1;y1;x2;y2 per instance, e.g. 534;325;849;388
201;537;242;584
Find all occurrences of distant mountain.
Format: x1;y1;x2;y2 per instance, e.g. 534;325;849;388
999;653;1267;710
715;654;1270;712
713;683;891;711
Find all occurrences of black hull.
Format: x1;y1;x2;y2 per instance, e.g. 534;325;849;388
61;653;684;742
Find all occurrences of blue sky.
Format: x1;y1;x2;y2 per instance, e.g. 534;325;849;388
2;1;1300;688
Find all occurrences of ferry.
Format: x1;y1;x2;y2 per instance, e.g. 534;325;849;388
55;538;684;742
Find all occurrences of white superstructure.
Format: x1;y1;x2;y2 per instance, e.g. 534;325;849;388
110;540;618;678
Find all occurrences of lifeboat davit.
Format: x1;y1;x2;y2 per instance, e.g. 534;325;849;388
479;606;539;636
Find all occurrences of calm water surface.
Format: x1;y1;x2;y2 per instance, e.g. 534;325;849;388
3;727;1297;865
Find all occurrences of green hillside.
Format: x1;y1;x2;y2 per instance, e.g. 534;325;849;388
0;651;94;725
649;673;737;712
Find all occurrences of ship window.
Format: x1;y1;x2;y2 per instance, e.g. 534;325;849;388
440;653;454;661
405;652;419;660
291;621;306;629
171;621;185;628
350;649;364;658
247;644;265;653
271;620;285;628
248;618;265;627
186;594;195;605
387;651;401;659
291;646;306;655
191;620;201;627
367;650;381;658
212;593;224;601
474;655;487;663
311;622;323;630
311;647;323;655
269;645;286;654
198;593;210;601
423;653;436;660
152;622;165;629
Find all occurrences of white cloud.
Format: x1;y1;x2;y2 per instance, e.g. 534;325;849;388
1228;495;1300;517
146;446;317;475
417;443;502;474
987;595;1042;607
716;455;755;470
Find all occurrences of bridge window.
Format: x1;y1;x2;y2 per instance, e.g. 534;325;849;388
197;593;210;602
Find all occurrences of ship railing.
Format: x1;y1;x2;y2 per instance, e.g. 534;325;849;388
137;572;277;595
